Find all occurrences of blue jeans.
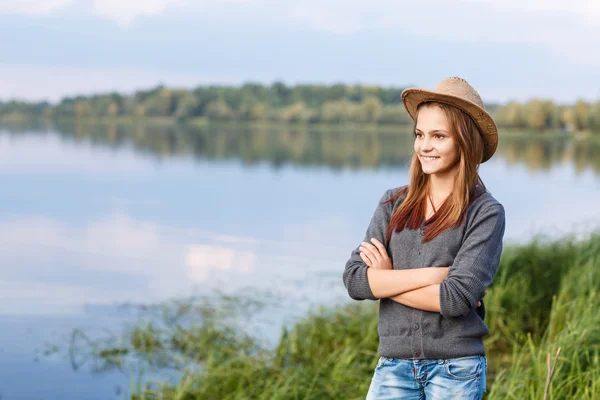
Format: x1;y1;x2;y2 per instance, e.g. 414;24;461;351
366;355;487;400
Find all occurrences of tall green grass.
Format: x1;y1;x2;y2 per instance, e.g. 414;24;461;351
486;234;600;399
63;232;600;399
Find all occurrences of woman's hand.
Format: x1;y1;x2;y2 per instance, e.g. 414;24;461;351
477;289;488;307
359;238;392;270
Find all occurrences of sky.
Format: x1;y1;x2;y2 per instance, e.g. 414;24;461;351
0;0;599;104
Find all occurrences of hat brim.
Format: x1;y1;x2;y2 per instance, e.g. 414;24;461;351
401;88;498;163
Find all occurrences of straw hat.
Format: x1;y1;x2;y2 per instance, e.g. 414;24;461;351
401;77;498;163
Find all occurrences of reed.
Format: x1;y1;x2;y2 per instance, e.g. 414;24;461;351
62;232;600;399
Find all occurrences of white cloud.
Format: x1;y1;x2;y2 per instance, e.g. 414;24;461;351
0;214;262;314
0;0;252;25
0;64;240;102
185;244;256;281
0;210;355;316
288;0;600;65
0;0;74;14
0;0;187;24
2;0;598;65
477;0;600;21
91;0;186;26
290;4;365;35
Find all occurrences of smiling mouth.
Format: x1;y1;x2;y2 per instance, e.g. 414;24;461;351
421;156;440;161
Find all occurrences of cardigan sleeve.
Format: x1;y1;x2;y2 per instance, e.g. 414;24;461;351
342;189;392;301
439;204;506;318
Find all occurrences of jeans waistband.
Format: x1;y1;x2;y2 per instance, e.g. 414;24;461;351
383;354;484;364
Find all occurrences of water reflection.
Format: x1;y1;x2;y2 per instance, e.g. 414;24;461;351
2;119;599;399
0;212;346;317
498;136;600;174
2;120;598;174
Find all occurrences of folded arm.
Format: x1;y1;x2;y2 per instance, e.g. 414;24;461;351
343;188;450;300
345;244;444;300
343;189;395;300
390;284;441;312
390;205;504;315
366;268;445;299
389;285;485;312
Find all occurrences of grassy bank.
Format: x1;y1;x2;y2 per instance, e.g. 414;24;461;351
60;232;600;399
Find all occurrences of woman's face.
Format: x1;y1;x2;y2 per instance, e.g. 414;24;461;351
413;105;460;178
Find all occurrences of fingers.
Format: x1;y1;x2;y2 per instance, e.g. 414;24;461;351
360;238;389;261
477;289;488;307
369;238;389;259
360;251;373;267
360;241;382;263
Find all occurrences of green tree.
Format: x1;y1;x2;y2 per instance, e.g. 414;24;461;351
561;108;575;132
361;96;383;123
270;81;292;106
525;99;547;130
496;101;525;128
74;99;93;117
379;104;411;125
574;99;590;131
280;102;312;123
174;92;200;122
205;99;234;120
143;89;174;117
249;103;267;121
588;101;600;133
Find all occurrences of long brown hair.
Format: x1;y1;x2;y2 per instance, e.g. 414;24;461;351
384;101;486;243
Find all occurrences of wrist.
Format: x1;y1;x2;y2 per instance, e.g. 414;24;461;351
426;268;445;286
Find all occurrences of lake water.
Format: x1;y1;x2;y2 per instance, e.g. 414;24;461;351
1;121;599;399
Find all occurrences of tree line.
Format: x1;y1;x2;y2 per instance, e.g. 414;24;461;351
1;82;599;133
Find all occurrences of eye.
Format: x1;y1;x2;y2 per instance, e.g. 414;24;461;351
434;134;446;139
414;132;423;138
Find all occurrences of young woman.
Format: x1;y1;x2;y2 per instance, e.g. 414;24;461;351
343;77;505;399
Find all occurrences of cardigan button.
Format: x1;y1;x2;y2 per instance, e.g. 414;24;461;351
413;324;419;330
413;351;421;358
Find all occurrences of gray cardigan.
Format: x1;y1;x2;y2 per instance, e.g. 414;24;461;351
342;186;505;359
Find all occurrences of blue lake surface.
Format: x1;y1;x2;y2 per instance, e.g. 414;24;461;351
0;124;599;399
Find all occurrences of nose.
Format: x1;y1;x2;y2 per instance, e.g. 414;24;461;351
420;135;434;152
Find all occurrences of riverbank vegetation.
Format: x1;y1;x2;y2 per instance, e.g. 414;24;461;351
53;231;600;399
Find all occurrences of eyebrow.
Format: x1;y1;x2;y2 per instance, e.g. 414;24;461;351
415;128;449;134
